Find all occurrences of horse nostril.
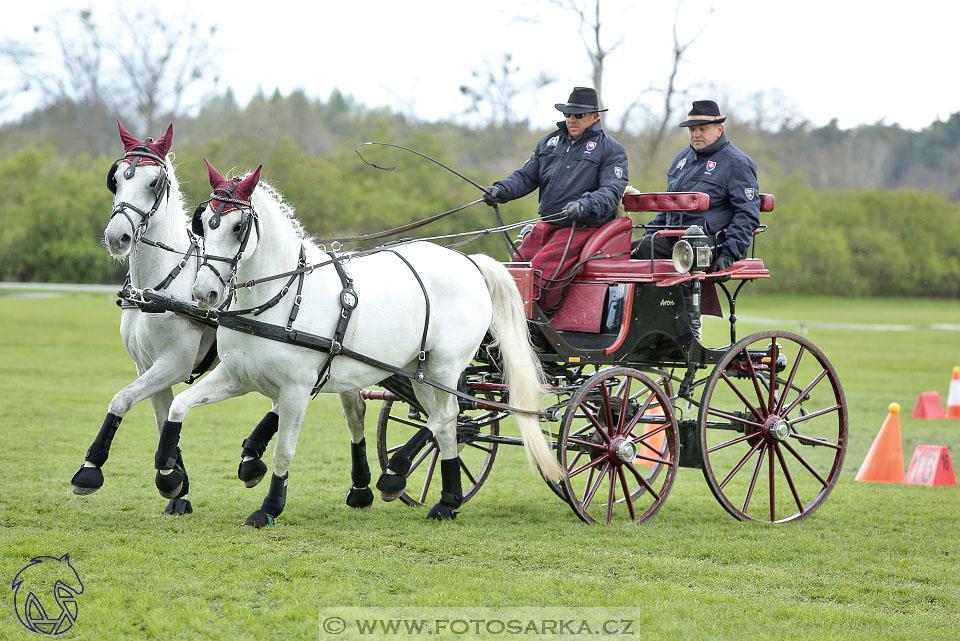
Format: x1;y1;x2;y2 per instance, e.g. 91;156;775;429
206;291;219;305
119;234;131;247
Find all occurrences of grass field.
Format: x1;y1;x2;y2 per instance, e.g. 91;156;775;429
1;289;958;640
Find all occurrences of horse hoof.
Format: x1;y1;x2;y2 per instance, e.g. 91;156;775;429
71;465;103;495
238;458;267;488
376;472;406;502
164;498;193;515
426;503;458;521
155;469;184;500
243;509;276;529
346;486;374;509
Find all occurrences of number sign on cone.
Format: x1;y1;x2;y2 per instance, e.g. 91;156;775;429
905;446;957;487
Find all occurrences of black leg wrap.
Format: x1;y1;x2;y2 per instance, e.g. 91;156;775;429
154;421;184;499
164;497;193;515
84;413;122;467
345;486;374;508
387;426;433;475
238;412;277;487
244;472;288;529
351;438;371;488
426;458;463;521
241;412;278;459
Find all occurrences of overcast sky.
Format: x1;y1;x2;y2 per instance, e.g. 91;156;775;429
2;0;957;131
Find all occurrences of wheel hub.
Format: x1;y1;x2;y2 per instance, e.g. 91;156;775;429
763;417;791;442
613;438;637;463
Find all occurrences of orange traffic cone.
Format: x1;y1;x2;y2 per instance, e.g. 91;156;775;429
634;404;666;467
855;403;905;483
912;392;944;419
947;366;960;419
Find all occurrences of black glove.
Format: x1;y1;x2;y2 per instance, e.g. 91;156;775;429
712;252;737;282
563;200;584;222
482;185;501;207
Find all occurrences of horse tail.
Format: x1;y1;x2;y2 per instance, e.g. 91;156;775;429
469;254;564;479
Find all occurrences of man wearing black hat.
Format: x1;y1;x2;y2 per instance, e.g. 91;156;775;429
632;99;761;341
483;86;628;313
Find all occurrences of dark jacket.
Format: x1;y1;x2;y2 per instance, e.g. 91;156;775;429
494;120;628;228
651;133;760;260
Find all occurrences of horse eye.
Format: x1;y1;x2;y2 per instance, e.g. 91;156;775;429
233;223;242;234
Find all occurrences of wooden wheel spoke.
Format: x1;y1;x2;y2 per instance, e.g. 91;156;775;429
625;462;662;501
741;347;769;413
782;369;829;416
616;377;633;436
622;392;656;438
790;433;841;450
719;372;765;422
707;431;761;454
417;448;439;504
774;443;804;513
617;467;637;521
768;445;776;522
458;458;478;486
600;383;616;438
767;340;780;413
581;461;610;511
578;403;612;443
781;440;829;486
465;441;495;454
605;467;616;525
565;450;584;475
569;453;610;479
389;414;427;430
705;407;765;430
742;443;767;514
775;345;806;414
567;436;606;451
634;423;668;455
719;438;764;490
788;404;841;426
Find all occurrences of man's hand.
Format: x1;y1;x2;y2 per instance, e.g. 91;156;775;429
563;200;584;222
711;252;737;282
482;185;501;207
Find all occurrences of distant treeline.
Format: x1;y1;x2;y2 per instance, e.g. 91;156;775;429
1;90;958;296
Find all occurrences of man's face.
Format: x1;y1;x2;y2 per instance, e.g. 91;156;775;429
565;112;600;140
687;123;723;150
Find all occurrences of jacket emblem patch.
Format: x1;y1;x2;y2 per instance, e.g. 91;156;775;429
706;160;717;173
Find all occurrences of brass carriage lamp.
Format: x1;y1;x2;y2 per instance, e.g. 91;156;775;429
672;225;712;273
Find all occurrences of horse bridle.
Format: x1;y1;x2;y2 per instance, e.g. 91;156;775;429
107;141;171;247
194;178;260;290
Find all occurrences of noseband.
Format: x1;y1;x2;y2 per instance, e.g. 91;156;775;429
107;141;171;247
195;179;260;291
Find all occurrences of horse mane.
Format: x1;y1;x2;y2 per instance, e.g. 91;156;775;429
246;172;309;241
163;153;189;221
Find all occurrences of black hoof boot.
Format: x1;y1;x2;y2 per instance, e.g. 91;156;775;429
346;486;374;508
71;465;104;495
243;472;287;529
238;412;278;488
238;458;268;488
376;472;406;502
243;509;275;528
425;458;462;522
155;467;184;499
164;497;193;515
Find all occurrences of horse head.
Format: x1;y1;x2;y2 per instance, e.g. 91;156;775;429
104;120;175;259
193;158;262;308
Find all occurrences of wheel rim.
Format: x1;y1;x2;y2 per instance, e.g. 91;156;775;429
699;330;848;523
558;367;678;525
376;398;499;507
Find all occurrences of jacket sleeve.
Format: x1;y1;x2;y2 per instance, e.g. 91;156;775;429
494;144;542;203
719;156;761;260
579;140;629;222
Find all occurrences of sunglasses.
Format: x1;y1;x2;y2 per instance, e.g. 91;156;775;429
566;113;588;120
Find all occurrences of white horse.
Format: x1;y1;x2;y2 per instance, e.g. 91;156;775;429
72;122;291;514
155;159;561;526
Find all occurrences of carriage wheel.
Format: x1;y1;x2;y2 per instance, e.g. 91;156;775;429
557;367;679;525
698;330;848;523
375;397;499;507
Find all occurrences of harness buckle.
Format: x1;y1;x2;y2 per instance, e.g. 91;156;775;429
418;350;426;362
294;294;303;306
330;340;343;355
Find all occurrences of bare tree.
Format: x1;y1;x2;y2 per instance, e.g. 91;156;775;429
459;53;552;128
1;7;219;132
546;0;624;108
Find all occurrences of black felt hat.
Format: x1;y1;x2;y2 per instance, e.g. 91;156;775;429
679;100;726;127
554;87;608;114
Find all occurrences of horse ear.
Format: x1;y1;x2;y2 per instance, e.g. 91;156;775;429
153;123;174;158
204;157;226;187
236;164;262;201
117;120;140;152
